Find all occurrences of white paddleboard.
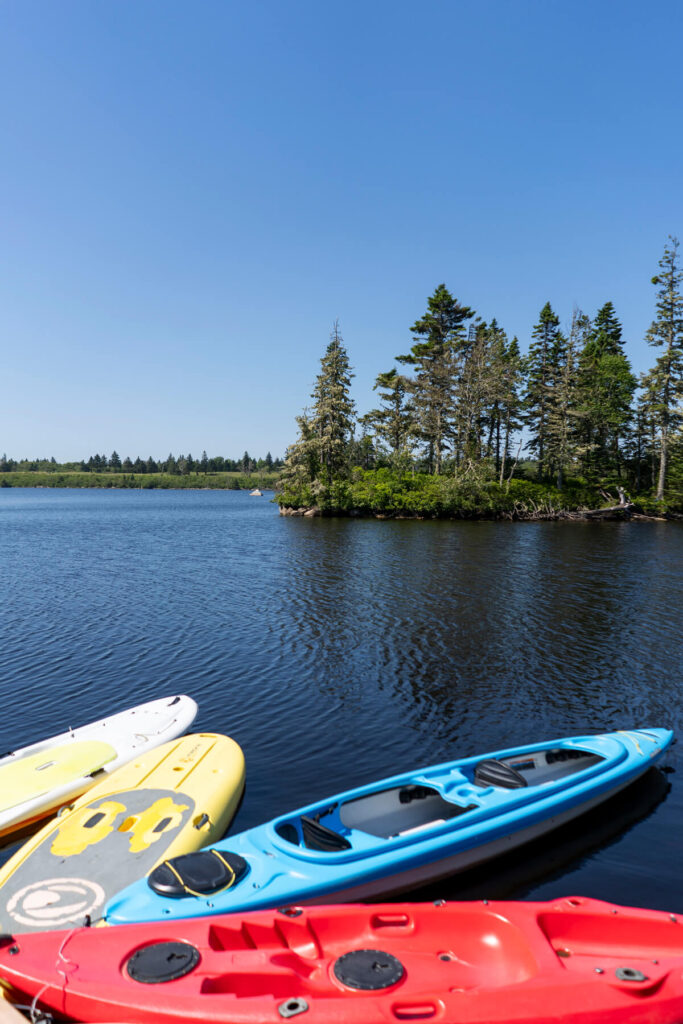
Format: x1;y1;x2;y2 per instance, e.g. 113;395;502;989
0;695;198;840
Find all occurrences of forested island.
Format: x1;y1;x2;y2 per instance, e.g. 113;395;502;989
4;240;682;518
278;238;683;520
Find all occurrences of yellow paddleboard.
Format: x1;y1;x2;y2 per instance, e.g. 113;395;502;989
0;741;116;814
0;733;245;934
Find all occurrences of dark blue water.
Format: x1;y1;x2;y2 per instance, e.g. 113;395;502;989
2;488;682;910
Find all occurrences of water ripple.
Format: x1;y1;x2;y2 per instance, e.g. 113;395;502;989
1;490;682;904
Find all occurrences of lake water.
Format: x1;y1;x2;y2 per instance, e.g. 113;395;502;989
2;488;683;910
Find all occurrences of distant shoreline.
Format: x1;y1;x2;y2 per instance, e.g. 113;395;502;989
0;471;278;491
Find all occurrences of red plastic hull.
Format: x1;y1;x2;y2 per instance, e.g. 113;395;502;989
2;896;683;1023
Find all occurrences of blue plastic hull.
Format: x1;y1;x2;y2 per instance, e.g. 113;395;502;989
105;728;672;924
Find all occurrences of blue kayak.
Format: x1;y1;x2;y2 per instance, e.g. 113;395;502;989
105;728;672;925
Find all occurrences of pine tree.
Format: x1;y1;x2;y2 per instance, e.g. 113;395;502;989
644;236;683;500
398;284;475;474
525;302;562;479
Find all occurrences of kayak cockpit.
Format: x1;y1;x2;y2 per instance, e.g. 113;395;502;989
491;747;604;787
275;784;478;849
273;745;605;852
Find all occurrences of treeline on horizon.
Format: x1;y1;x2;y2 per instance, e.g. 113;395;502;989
0;450;283;476
279;236;683;516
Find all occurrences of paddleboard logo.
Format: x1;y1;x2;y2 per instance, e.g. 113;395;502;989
6;877;105;928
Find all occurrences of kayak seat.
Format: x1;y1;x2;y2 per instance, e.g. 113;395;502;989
301;815;352;852
147;849;249;899
474;759;527;790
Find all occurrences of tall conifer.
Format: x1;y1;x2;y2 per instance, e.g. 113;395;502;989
363;369;415;464
309;321;356;484
398;284;475;474
576;303;635;477
644;236;683;499
525;302;561;479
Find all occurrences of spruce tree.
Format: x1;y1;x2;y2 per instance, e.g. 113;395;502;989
525;302;561;479
576;303;635;478
363;368;415;465
454;320;495;467
644;236;683;500
309;321;356;484
497;336;526;485
398;284;475;474
544;312;579;490
279;410;319;499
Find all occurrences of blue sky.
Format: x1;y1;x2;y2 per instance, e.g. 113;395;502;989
2;0;682;462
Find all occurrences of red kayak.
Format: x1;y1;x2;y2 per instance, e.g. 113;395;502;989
2;896;683;1023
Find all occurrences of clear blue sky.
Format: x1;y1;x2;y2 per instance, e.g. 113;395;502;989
2;0;682;462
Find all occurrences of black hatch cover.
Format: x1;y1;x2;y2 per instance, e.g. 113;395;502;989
333;949;405;990
126;941;200;983
148;849;249;898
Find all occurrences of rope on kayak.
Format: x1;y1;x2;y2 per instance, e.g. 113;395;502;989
27;926;79;1023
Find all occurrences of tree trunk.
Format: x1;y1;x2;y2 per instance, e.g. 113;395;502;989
656;424;668;500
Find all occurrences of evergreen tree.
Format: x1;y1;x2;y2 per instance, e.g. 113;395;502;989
309;320;356;483
544;311;580;489
576;303;635;477
644;236;683;499
109;451;121;469
398;284;475;474
200;451;209;474
525;302;561;479
279;410;319;495
496;336;526;485
454;320;494;466
363;368;415;465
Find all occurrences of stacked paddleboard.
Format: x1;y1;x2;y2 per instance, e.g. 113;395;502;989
0;732;245;933
0;695;198;841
